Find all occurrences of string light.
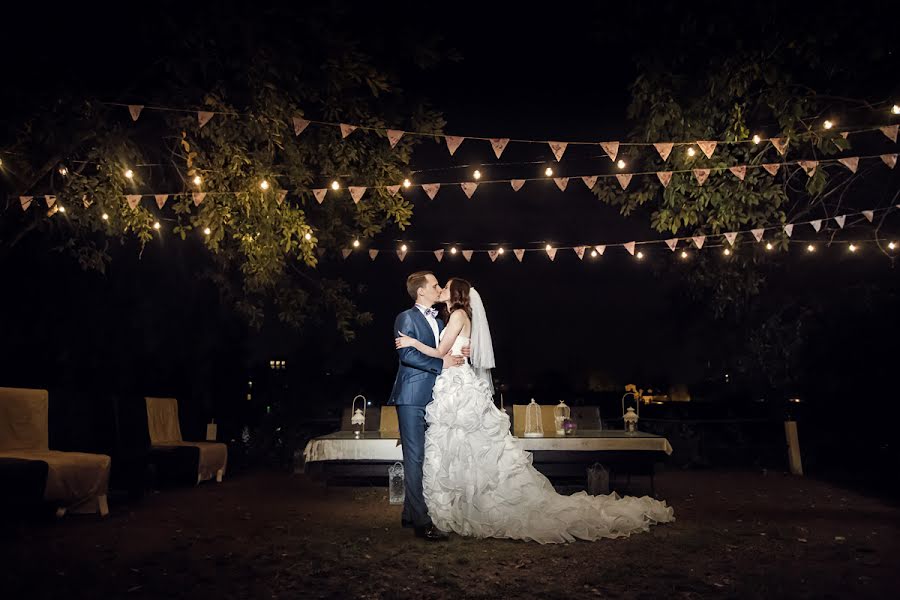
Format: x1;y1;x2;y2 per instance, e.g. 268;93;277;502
893;104;900;115
101;213;109;221
616;159;626;170
259;179;270;191
590;250;597;257
331;180;340;191
192;175;202;186
58;205;66;214
680;250;688;259
848;244;857;252
58;165;69;177
304;232;312;241
765;243;773;250
636;251;644;260
497;247;505;255
687;147;696;157
545;244;552;251
450;247;457;254
401;244;408;252
473;169;482;180
403;178;411;188
204;227;211;236
153;221;161;230
544;167;553;177
889;242;897;250
124;169;134;179
723;248;731;256
806;244;815;253
752;134;761;145
823;120;834;130
352;239;360;248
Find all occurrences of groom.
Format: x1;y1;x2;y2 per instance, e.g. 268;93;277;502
389;271;467;541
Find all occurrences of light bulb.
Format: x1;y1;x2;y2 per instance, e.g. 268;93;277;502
304;232;312;241
681;251;688;259
889;242;896;250
752;134;761;145
473;169;482;180
192;175;202;186
545;167;553;177
58;165;69;176
498;247;505;255
687;147;696;157
204;227;211;236
848;244;857;252
101;213;109;221
58;206;66;213
765;243;773;250
153;221;161;230
259;179;270;190
545;244;552;251
892;104;900;115
723;248;731;256
806;244;815;252
400;244;408;252
450;247;457;254
331;180;340;191
124;169;134;179
352;239;360;248
636;251;644;260
590;250;597;257
616;159;626;170
823;120;834;130
403;178;411;188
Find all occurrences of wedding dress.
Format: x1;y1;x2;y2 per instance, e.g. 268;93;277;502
422;332;675;543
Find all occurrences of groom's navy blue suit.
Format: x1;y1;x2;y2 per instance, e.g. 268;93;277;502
389;306;444;528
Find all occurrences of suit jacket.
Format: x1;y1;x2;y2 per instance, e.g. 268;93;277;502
388;307;445;406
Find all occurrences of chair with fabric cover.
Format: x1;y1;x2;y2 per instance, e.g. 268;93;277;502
145;397;227;484
379;406;399;435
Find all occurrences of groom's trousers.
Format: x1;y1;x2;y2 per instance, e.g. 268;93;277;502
395;404;431;528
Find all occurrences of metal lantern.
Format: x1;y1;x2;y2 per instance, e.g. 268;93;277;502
622;390;640;433
553;400;570;435
524;398;544;438
388;462;405;505
351;394;367;437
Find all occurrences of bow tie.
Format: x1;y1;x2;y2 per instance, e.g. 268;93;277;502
422;307;438;318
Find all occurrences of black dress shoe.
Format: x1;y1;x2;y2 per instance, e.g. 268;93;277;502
414;524;449;541
401;518;414;528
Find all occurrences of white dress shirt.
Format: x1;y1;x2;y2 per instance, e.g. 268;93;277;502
414;303;441;344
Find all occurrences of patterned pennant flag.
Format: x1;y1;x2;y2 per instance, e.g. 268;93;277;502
276;190;287;205
340;124;357;138
623;242;636;256
834;215;846;228
600;141;619;162
460;182;478;199
763;163;781;176
514;249;525;262
881;154;897;169
574;246;586;259
798;160;818;177
510;179;525;191
581;176;598;189
433;249;444;262
697;140;717;159
127;194;142;209
341;249;352;259
313;189;327;204
692;235;706;249
292;117;310;136
386;129;404;148
490;138;510;159
19;196;33;211
155;194;168;209
656;171;673;188
128;105;143;122
665;238;678;251
198;111;214;128
462;250;473;262
549;141;568;161
594;245;606;256
653;142;673;162
693;168;710;186
488;250;499;262
880;124;899;143
616;173;633;190
724;232;738;246
554;177;569;192
369;249;379;260
784;224;794;237
349;186;366;204
770;137;788;155
752;229;764;242
729;166;747;181
862;210;874;222
45;195;57;208
838;157;858;173
445;136;464;155
386;185;401;196
809;219;822;232
397;248;408;262
422;184;440;200
546;247;557;261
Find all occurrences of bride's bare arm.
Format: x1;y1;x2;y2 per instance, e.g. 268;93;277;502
395;310;467;357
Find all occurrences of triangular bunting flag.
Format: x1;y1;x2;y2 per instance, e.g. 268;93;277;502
369;250;379;260
838;157;858;173
665;238;678;251
798;160;818;177
594;245;606;256
488;250;499;262
771;137;788;155
724;232;737;246
155;194;168;209
697;140;717;159
881;154;897;169
549;141;568;161
763;163;781;176
510;179;525;192
581;176;598;189
397;249;408;262
433;249;444;262
126;194;142;210
292;116;310;136
341;249;352;259
623;242;636;256
729;166;747;181
554;177;569;192
198;111;214;128
128;105;143;122
600;141;619;162
192;192;206;207
386;185;401;196
45;195;56;208
880;124;898;143
693;168;710;186
460;182;478;199
574;246;586;259
546;247;558;261
784;224;794;237
445;136;464;155
315;248;326;258
276;190;287;205
809;219;822;232
462;250;473;262
386;129;404;148
19;196;33;211
349;186;366;204
840;131;849;139
313;189;327;204
862;210;874;222
616;173;633;190
834;215;846;228
752;229;764;242
656;171;673;188
513;249;525;262
653;142;673;162
422;184;440;200
490;138;510;159
340;124;357;138
692;235;706;249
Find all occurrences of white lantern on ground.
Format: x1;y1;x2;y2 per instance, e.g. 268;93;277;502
388;462;404;504
623;407;639;433
553;400;570;435
351;394;366;437
524;398;544;438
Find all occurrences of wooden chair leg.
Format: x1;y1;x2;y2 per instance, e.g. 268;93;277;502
216;468;224;483
55;507;67;519
97;495;109;517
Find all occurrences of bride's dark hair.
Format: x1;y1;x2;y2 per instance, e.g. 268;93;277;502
440;278;473;322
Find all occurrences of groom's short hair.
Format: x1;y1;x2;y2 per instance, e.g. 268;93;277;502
406;271;434;301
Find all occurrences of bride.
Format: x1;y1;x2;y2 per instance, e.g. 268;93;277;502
395;278;674;543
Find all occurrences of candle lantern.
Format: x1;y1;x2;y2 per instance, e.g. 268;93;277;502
351;394;367;437
524;398;544;438
553;400;570;435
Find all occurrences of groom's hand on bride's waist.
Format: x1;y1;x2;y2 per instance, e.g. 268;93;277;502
442;354;465;370
461;344;471;358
